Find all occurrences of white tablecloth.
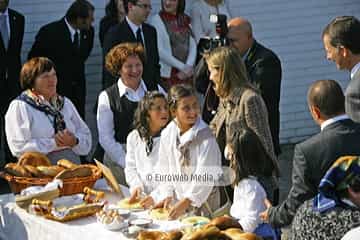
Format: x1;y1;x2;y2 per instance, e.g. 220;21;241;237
0;179;183;240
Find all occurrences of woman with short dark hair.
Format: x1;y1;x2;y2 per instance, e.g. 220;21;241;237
5;57;92;164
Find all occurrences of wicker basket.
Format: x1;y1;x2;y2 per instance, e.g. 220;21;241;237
0;164;102;196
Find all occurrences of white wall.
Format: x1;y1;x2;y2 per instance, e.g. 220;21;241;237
9;0;360;145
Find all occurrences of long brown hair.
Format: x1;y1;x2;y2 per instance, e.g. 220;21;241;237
205;46;253;98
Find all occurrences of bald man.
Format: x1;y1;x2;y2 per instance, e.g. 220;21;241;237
227;17;282;156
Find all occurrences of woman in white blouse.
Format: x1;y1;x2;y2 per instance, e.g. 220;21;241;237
125;91;169;202
226;124;277;235
142;84;222;219
190;0;231;43
149;0;197;90
5;57;91;164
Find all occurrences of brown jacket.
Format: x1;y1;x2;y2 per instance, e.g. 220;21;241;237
210;87;279;173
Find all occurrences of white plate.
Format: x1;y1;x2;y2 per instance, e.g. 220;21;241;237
97;217;128;231
129;218;153;227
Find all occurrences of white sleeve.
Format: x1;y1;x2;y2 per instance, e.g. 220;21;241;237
150;132;174;203
186;35;197;67
150;16;186;71
125;131;144;193
233;180;266;233
183;138;222;207
190;3;204;43
5;100;57;157
97;91;126;167
66;99;92;155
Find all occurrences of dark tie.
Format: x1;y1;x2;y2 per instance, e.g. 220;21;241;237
0;15;9;49
73;31;79;50
136;28;144;46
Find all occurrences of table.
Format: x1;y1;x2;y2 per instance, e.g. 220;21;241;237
0;179;183;240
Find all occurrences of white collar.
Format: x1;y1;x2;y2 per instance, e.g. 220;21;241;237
64;17;79;38
175;118;207;144
350;61;360;79
0;8;9;17
117;78;147;97
321;114;349;131
126;16;142;35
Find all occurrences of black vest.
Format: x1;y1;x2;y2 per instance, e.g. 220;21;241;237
93;82;158;161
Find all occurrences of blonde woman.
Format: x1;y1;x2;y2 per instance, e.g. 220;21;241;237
205;46;279;203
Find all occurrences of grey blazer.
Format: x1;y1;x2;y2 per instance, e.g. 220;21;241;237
345;67;360;122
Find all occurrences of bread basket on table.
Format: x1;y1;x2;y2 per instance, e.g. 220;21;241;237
0;152;102;196
0;164;102;195
30;187;105;222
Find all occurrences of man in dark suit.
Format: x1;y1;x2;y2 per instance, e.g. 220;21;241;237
28;0;94;119
227;17;282;156
322;16;360;123
260;80;360;227
0;0;24;163
102;0;160;90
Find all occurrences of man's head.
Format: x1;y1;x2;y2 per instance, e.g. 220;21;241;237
307;79;345;125
227;17;254;57
124;0;152;25
322;16;360;71
0;0;9;13
65;0;94;31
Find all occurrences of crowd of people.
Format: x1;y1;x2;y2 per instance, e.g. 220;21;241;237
1;0;360;239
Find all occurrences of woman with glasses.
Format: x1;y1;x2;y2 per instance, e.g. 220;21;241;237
149;0;197;90
96;43;164;184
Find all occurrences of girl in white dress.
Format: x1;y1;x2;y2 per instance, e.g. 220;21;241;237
143;84;222;219
226;124;277;235
125;91;169;203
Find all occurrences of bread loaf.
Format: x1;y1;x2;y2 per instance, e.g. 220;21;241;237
23;165;47;178
37;166;65;177
57;159;78;169
17;152;51;167
54;166;92;179
5;163;31;177
222;229;262;240
207;215;243;230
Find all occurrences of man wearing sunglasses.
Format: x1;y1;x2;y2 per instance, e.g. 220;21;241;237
103;0;161;91
227;17;282;158
322;16;360;124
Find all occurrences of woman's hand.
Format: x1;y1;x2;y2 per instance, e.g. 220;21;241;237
140;196;155;209
183;65;194;78
168;198;191;220
128;187;142;204
153;196;173;209
55;129;78;148
176;71;187;80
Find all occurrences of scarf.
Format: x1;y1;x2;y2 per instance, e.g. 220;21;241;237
313;155;360;212
18;90;66;133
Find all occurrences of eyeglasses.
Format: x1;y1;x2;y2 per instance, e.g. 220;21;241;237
136;3;152;10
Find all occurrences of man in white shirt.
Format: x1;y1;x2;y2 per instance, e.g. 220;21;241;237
322;16;360;123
